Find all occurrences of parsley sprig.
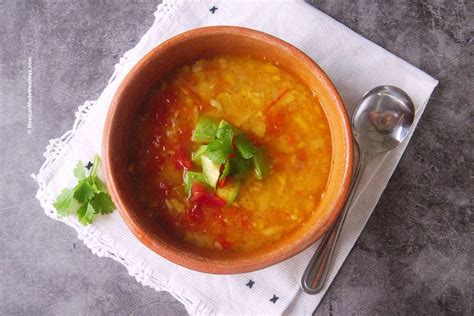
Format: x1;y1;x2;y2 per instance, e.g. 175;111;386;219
53;155;115;225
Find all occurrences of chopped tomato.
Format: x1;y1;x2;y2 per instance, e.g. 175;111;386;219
172;145;192;170
190;182;226;208
217;178;226;188
201;192;226;208
190;182;207;202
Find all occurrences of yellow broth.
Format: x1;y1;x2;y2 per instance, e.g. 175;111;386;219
129;55;332;252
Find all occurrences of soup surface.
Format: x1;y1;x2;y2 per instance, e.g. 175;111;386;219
129;55;332;252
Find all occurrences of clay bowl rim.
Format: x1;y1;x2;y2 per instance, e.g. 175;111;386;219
103;26;353;274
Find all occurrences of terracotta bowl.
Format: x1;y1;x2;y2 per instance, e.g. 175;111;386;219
103;26;353;274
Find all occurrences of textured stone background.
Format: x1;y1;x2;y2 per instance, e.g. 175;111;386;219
0;0;472;315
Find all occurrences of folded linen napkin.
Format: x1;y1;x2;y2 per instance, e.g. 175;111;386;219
33;0;438;314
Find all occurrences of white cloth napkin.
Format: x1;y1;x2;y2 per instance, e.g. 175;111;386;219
33;0;438;314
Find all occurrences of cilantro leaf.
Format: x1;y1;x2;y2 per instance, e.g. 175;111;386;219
94;177;108;192
73;161;86;180
205;139;233;165
90;192;115;215
73;180;96;203
203;120;238;165
53;188;76;216
216;120;234;145
233;156;252;179
234;134;257;159
77;203;96;225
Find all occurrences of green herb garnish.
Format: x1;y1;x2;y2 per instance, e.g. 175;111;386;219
53;155;115;225
185;116;269;203
204;138;233;165
234;133;257;159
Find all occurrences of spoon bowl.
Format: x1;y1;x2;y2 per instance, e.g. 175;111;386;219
353;85;415;153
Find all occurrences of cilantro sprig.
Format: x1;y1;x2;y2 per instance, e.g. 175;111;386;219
53;155;115;225
204;121;235;165
184;116;268;199
201;119;257;166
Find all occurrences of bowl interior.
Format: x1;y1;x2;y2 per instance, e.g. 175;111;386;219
103;27;353;274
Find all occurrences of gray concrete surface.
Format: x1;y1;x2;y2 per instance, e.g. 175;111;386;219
0;0;472;315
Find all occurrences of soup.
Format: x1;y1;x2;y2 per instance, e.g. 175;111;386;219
129;55;332;252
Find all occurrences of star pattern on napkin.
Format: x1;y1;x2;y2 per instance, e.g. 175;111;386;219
270;295;279;304
209;6;218;14
85;161;93;170
245;279;255;288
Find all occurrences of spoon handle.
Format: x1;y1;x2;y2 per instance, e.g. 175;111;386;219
301;151;367;294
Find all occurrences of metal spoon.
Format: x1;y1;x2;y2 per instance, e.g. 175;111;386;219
301;85;415;294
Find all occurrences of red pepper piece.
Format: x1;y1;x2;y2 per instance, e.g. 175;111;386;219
190;182;207;202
